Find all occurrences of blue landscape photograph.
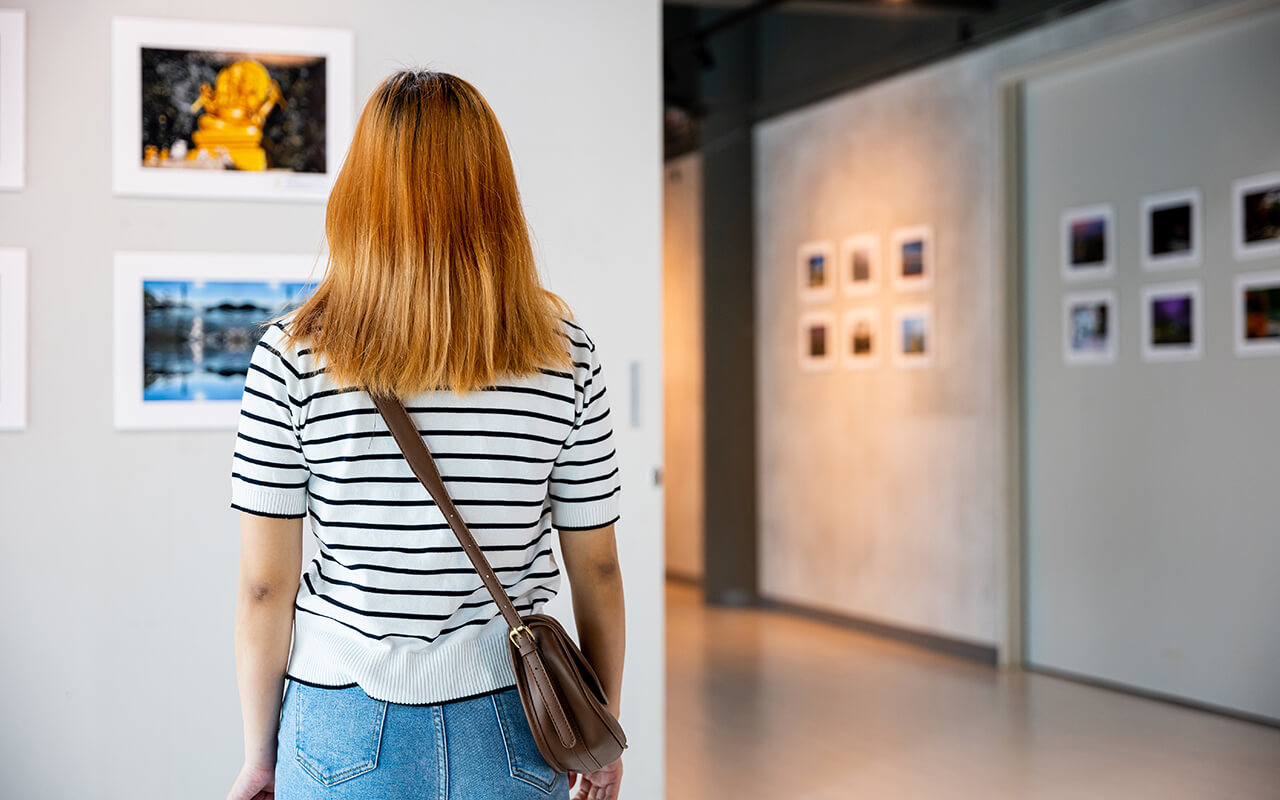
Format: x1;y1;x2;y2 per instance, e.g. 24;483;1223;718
142;279;317;402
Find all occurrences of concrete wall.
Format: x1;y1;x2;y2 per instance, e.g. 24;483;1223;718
663;153;706;581
754;0;1229;652
1021;3;1280;721
0;2;664;797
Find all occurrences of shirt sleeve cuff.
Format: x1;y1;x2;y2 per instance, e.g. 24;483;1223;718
552;493;621;531
231;483;308;518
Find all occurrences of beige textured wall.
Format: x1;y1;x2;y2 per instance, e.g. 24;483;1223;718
663;154;705;581
756;58;1002;645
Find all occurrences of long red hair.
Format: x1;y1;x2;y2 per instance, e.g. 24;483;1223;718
273;70;573;396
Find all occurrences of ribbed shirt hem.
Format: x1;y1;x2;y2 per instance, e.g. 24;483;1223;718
285;610;519;705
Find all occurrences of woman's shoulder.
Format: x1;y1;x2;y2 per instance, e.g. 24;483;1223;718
253;311;312;374
251;315;288;355
556;315;597;356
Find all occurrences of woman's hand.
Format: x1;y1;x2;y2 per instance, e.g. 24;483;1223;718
226;758;275;800
569;757;623;800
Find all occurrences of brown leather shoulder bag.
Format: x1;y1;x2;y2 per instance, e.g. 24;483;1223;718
370;393;628;775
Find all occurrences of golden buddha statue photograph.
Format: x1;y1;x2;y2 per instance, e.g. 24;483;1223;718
139;47;327;174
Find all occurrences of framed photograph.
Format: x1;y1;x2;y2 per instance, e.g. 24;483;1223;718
891;304;933;369
1233;171;1280;261
1141;188;1200;271
0;9;25;190
113;251;321;429
1061;204;1114;281
839;234;880;297
1141;281;1202;363
0;248;27;429
1063;289;1117;365
1235;270;1280;357
798;310;835;371
111;17;354;202
840;308;880;370
797;241;835;302
889;226;933;293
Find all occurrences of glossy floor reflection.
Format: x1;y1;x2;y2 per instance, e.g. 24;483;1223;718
664;581;1280;799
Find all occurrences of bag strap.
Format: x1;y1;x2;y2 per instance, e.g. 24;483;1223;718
370;392;579;751
369;393;526;634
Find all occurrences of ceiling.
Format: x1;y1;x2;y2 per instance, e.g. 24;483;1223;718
663;0;1109;157
674;0;999;16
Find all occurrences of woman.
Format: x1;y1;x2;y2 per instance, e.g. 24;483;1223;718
224;71;626;800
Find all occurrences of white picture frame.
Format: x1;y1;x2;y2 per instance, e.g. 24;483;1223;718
111;17;354;202
797;309;836;371
0;247;28;429
889;225;933;293
1233;171;1280;261
1061;203;1115;282
796;241;835;303
839;234;880;298
1141;281;1202;363
1141;188;1201;271
0;9;26;190
840;307;880;370
113;250;322;429
891;304;933;369
1063;289;1117;366
1234;270;1280;358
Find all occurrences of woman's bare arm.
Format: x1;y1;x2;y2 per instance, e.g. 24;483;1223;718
557;523;626;718
234;512;303;766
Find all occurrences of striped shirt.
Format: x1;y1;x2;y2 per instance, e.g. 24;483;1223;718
229;312;622;704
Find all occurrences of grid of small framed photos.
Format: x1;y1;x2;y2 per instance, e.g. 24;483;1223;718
1061;170;1280;365
796;226;936;372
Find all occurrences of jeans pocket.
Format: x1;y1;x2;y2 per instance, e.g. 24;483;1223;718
294;682;389;787
492;687;561;793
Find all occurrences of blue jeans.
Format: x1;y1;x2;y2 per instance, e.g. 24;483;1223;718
275;679;571;799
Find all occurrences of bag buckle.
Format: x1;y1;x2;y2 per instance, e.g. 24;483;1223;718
509;624;536;647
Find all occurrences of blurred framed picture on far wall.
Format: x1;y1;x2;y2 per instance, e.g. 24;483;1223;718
798;309;835;371
1141;281;1202;363
1141;188;1200;271
111;17;354;202
1235;271;1280;357
1061;204;1114;281
889;226;933;292
797;241;835;303
1063;289;1117;366
112;251;321;430
839;234;879;297
840;307;880;370
0;9;26;191
0;247;28;430
1233;171;1280;261
891;304;933;369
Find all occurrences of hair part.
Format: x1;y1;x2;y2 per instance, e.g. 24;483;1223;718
272;69;574;396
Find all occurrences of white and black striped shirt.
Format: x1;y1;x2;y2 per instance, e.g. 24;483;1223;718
230;312;622;704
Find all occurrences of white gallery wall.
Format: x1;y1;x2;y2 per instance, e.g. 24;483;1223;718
1021;4;1280;721
663;153;706;582
0;1;663;798
753;0;1234;654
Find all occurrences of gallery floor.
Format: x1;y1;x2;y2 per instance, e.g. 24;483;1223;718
663;581;1280;799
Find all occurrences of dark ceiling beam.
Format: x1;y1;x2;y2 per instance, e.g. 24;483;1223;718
666;0;791;48
671;0;997;21
666;0;997;47
786;0;997;18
